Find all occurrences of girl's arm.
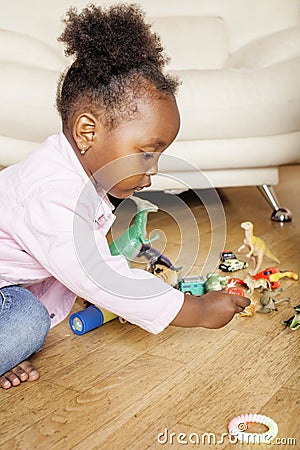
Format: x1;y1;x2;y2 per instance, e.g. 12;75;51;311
171;291;250;329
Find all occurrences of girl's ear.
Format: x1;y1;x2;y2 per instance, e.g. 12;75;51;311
73;113;98;149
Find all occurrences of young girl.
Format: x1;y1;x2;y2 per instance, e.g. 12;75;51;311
0;4;250;389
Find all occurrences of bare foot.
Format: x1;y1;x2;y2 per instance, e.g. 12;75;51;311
0;361;39;389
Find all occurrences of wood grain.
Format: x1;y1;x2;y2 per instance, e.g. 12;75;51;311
0;164;299;450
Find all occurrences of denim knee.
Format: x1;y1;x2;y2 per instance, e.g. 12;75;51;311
0;286;51;375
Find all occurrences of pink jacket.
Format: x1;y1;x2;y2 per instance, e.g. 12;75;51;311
0;133;183;333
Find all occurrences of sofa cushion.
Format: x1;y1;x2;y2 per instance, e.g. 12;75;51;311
0;29;66;70
174;57;300;140
0;63;61;141
224;26;300;69
151;16;229;70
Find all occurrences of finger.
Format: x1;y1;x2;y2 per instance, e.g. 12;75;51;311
232;294;251;309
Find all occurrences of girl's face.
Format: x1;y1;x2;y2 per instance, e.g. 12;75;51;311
73;94;180;198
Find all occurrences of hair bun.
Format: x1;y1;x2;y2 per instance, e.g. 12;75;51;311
58;3;168;82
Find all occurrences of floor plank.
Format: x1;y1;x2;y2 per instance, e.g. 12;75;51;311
0;164;299;449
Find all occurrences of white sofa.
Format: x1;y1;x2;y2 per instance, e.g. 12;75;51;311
1;0;300;220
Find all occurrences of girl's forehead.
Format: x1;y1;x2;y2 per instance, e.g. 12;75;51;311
111;95;180;139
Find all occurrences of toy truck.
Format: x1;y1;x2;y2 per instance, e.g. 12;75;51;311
177;275;206;296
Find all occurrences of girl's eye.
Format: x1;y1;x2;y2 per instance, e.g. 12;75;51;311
142;151;154;160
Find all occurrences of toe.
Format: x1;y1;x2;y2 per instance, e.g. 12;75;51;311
18;361;39;381
4;371;21;387
0;375;12;389
12;365;29;382
0;361;40;389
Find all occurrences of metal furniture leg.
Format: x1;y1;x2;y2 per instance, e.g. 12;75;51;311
257;184;292;222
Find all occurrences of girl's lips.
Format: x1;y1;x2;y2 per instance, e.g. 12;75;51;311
134;183;151;191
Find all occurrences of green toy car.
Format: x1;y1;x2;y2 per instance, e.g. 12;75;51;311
178;275;206;296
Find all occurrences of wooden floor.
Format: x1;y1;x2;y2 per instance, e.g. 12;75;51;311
1;165;299;450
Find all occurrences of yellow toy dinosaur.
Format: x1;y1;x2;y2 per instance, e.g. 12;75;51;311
238;221;280;275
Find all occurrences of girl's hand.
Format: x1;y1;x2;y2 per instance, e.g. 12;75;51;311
171;290;251;329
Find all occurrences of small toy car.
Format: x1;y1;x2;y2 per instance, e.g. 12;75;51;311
220;251;236;262
219;251;248;272
177;275;206;296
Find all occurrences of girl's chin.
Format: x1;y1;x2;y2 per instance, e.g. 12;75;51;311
109;188;137;199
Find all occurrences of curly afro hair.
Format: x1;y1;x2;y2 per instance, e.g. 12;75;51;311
56;3;180;129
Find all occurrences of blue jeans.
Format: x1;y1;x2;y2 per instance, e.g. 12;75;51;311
0;286;50;376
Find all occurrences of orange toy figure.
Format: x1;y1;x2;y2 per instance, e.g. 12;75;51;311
238;221;280;275
253;267;299;289
239;298;257;317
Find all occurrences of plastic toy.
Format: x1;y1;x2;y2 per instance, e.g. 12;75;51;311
282;304;300;330
226;277;245;296
238;221;280;275
253;267;298;289
257;288;290;314
228;413;278;444
227;286;245;297
239;298;257;317
137;244;182;274
178;275;206;296
219;251;248;272
109;196;159;262
152;266;168;283
227;277;247;287
152;266;180;287
220;251;236;260
225;279;256;316
69;305;117;335
204;273;228;292
243;275;269;294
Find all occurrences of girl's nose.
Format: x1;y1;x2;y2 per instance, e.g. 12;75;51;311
146;159;159;176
